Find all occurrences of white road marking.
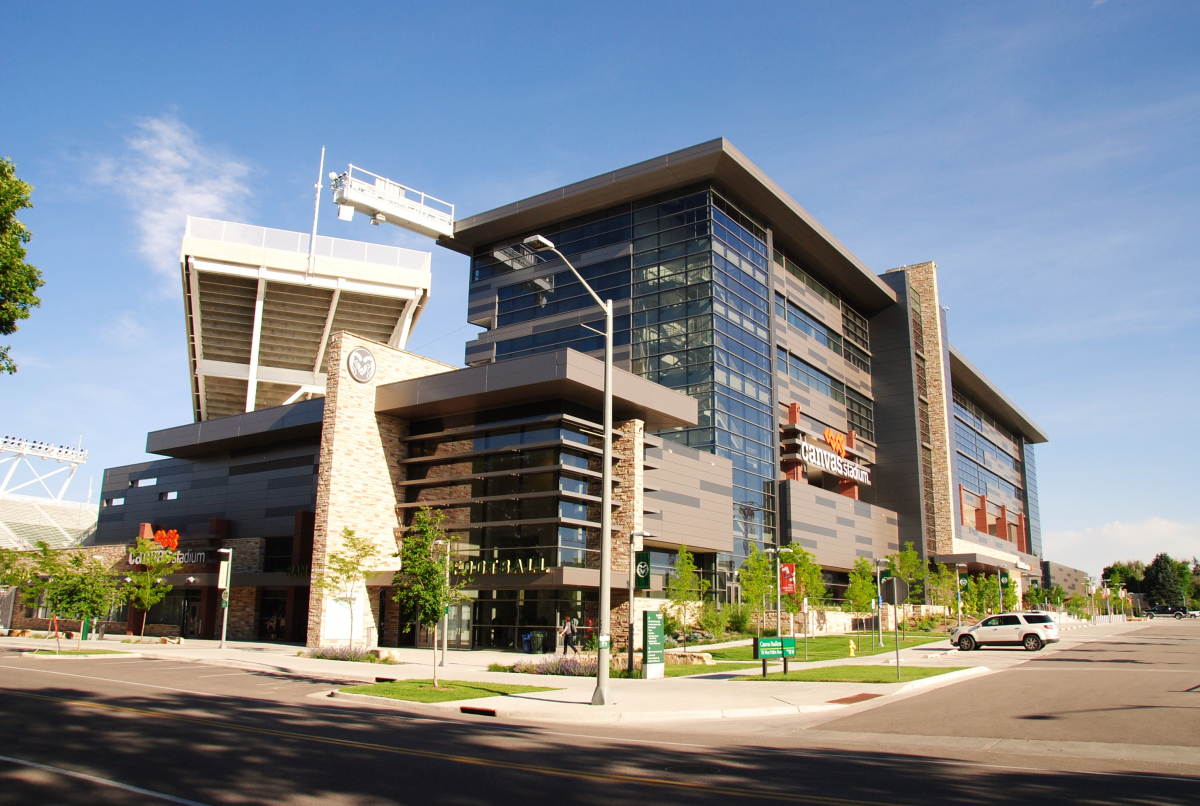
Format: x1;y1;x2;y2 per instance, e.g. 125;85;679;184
0;753;212;805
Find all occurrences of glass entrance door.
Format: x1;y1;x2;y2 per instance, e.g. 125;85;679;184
446;603;471;650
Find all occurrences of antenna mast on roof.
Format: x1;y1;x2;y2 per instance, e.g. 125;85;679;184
306;146;326;281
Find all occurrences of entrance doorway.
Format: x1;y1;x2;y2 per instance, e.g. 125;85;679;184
257;589;288;641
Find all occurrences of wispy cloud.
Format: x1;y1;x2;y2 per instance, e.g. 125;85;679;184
95;115;250;284
1045;518;1200;578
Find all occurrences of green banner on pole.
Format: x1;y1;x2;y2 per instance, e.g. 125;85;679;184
1000;570;1012;589
634;551;651;590
958;572;969;589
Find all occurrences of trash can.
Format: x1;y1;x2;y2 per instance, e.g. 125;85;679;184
522;633;533;653
531;631;544;653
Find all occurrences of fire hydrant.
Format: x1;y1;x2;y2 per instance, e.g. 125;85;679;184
848;639;857;657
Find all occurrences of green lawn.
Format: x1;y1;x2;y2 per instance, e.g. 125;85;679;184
734;665;967;684
342;679;559;704
707;634;947;663
29;649;126;656
612;662;763;679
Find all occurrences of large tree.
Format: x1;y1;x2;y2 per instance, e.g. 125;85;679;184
45;551;126;650
0;158;44;374
1144;553;1186;607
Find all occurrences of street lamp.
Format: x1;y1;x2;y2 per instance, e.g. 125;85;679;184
628;530;652;677
524;234;615;706
764;547;780;638
433;539;451;666
217;547;232;649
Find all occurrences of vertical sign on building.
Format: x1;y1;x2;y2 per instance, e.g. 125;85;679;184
634;551;651;591
643;610;665;680
218;559;231;608
780;563;796;595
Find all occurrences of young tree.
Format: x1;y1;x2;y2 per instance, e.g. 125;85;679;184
312;527;381;649
926;563;959;628
124;532;183;637
45;552;126;650
392;508;467;687
0;157;45;375
886;542;925;605
666;545;709;647
779;545;826;612
737;545;773;636
844;556;877;614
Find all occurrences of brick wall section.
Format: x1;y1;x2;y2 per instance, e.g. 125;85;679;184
904;262;957;556
228;538;264;573
308;332;454;648
227;586;258;640
610;418;644;648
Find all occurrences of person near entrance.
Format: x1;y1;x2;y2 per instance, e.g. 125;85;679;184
560;617;578;655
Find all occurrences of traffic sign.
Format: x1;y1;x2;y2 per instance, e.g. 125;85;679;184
881;576;909;606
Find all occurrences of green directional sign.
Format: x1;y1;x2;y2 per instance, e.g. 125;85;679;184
634;550;651;590
643;611;665;679
753;636;797;659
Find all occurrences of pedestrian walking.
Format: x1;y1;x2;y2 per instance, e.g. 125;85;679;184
560;616;578;655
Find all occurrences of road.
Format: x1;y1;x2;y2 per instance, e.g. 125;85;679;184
1;621;1197;805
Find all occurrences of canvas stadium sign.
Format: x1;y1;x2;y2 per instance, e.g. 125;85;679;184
800;441;871;485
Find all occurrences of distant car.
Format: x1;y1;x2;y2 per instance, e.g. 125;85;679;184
951;612;1060;652
1145;605;1193;619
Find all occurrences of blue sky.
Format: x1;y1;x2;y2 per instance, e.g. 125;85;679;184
2;2;1197;576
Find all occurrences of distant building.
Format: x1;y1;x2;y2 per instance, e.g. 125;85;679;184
1043;561;1089;596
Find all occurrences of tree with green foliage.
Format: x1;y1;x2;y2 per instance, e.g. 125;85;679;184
0;546;37;589
697;600;727;639
737;545;773;636
1143;552;1186;607
886;542;925;604
666;545;709;645
45;551;126;650
124;536;183;637
778;545;826;613
0;158;44;374
844;556;877;614
1103;560;1146;595
392;508;468;687
926;563;960;628
313;527;381;649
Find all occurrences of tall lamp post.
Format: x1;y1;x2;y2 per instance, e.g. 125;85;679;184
764;547;780;637
524;234;614;706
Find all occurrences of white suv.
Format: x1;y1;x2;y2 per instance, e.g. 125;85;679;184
951;612;1060;652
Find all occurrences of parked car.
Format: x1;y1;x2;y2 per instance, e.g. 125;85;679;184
1145;605;1194;619
950;612;1060;651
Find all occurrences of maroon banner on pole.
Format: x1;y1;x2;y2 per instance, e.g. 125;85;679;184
780;563;796;595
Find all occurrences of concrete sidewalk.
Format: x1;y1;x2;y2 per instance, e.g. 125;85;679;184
0;621;1136;724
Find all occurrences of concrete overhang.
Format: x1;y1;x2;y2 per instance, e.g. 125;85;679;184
146;398;324;458
949;345;1048;444
442;138;897;314
375;348;698;431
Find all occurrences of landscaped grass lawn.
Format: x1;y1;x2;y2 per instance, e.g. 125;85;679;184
29;649;125;656
612;662;763;679
342;680;559;704
733;665;967;684
707;634;947;662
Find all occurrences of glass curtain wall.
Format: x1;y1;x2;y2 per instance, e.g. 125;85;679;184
630;187;777;571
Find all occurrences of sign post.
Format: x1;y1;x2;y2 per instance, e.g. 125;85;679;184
642;610;665;679
881;577;909;682
217;550;232;649
802;597;808;660
957;569;968;628
754;636;797;677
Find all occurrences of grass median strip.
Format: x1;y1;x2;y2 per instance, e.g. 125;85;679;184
342;679;559;703
708;635;946;663
733;665;967;684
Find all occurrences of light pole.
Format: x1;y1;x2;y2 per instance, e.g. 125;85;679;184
628;530;651;678
524;234;614;706
874;560;884;648
764;547;780;638
217;548;232;649
438;539;450;666
956;564;964;629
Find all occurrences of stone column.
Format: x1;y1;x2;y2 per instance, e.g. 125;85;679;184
610;418;645;649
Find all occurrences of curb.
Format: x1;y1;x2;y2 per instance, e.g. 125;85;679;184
20;652;143;659
328;689;844;723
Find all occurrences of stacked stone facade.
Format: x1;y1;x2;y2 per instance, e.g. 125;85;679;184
308;331;454;647
610;418;645;648
902;262;957;557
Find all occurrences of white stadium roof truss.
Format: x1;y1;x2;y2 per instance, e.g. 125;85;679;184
182;217;433;422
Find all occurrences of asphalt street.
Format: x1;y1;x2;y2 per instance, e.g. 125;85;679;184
1;621;1197;805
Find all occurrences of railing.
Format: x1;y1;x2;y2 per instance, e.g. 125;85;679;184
184;217;429;271
333;165;454;228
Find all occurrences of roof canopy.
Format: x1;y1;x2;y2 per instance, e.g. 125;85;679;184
949;345;1049;444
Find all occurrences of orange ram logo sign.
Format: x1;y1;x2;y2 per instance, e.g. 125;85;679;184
823;428;846;458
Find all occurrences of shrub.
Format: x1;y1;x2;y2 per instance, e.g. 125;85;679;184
306;646;395;664
511;655;599;676
726;603;751;634
487;663;512;672
698;601;728;638
663;612;681;636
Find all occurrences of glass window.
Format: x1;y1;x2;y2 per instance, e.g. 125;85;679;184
1023;615;1053;624
560;451;589;470
559;500;588;520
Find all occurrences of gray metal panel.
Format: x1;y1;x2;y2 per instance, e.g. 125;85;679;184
146;398;325;458
643;444;733;554
780;480;899;572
